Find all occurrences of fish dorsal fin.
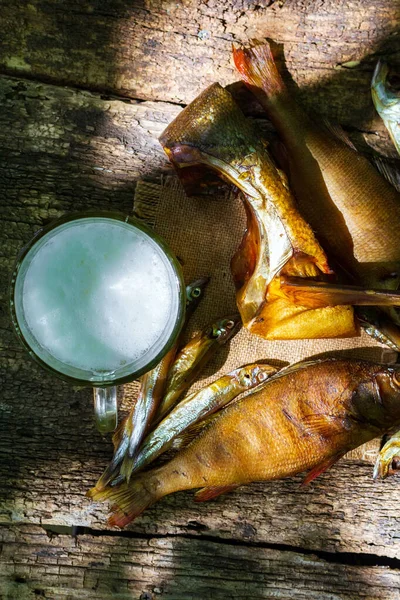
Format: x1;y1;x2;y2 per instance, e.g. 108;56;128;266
322;119;358;152
194;484;239;502
302;452;346;486
373;157;400;193
259;358;334;385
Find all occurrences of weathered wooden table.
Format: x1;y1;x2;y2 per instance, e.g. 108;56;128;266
2;1;400;598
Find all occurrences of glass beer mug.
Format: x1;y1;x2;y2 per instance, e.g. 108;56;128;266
10;211;186;433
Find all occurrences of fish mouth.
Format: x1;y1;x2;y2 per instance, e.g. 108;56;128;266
214;314;242;342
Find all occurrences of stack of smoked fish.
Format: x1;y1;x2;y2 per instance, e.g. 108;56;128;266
88;42;400;527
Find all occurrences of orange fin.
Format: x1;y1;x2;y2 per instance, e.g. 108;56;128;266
87;476;156;528
302;414;345;438
232;42;285;98
280;275;400;309
194;484;239;503
302;453;345;486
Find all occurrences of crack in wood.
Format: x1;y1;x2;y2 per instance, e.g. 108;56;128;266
0;69;186;108
41;524;400;571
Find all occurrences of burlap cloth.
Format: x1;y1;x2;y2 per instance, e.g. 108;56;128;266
125;176;398;461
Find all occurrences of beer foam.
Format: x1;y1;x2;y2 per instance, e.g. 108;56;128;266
19;219;178;375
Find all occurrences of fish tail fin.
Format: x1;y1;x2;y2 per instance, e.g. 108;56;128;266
119;453;136;484
93;414;133;492
232;42;286;99
94;460;122;493
87;473;162;528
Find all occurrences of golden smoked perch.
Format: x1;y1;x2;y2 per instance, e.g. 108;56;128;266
159;83;358;341
88;359;400;527
233;42;400;348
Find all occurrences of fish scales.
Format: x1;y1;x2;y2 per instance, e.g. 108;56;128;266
88;359;400;527
233;43;400;287
308;134;400;269
160;81;359;340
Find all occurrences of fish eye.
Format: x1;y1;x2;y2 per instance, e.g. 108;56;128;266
192;287;201;298
225;320;235;329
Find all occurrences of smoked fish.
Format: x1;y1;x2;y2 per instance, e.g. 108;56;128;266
131;362;277;473
95;277;209;491
154;314;241;424
88;359;400;527
233;42;400;347
117;313;241;484
159;83;358;340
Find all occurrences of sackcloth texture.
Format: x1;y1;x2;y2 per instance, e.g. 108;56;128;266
121;176;399;462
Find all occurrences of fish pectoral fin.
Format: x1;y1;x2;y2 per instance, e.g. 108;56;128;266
321;119;358;152
302;452;346;486
280;276;400;308
373;430;400;480
302;414;345;438
194;484;239;502
373;157;400;193
173;413;221;451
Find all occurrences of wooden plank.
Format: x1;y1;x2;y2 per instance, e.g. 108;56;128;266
1;74;400;555
0;0;399;136
2;356;400;559
0;74;180;348
1;524;400;600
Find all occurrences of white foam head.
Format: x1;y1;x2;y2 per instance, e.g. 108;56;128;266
13;216;183;382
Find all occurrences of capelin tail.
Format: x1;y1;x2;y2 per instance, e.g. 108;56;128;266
232;42;286;99
87;477;157;528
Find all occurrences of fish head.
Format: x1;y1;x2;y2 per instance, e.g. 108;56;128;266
185;276;210;317
159;83;268;198
234;362;279;390
186;277;210;304
210;314;242;344
373;364;400;425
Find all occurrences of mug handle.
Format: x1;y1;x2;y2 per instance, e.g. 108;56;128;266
93;386;118;433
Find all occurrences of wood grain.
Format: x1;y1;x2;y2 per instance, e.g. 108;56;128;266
1;0;399;138
2;1;400;597
1;524;400;600
1;72;400;557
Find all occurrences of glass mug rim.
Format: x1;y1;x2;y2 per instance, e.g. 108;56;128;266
9;210;186;387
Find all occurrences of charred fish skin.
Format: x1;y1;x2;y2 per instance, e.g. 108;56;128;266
132;362;277;473
88;359;400;527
